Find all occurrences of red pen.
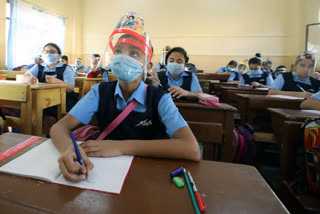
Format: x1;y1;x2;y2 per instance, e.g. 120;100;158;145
187;170;206;212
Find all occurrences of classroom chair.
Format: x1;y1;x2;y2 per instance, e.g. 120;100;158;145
0;83;32;134
187;121;223;160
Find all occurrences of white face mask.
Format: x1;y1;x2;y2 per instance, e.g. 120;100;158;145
167;63;185;76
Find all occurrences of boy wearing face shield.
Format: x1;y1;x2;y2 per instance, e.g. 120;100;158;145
85;54;109;79
50;12;200;182
269;51;320;98
155;47;202;100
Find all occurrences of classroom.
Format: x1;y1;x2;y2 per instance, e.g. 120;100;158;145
0;0;320;213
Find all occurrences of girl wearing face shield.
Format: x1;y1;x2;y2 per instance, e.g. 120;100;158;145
269;51;320;98
50;12;200;182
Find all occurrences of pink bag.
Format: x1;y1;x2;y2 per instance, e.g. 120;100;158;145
197;93;220;107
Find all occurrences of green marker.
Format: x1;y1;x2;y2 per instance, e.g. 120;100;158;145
183;168;201;214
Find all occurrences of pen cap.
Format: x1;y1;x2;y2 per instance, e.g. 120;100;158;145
170;166;184;178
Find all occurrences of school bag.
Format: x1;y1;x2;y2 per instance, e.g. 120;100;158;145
232;124;254;164
303;117;320;194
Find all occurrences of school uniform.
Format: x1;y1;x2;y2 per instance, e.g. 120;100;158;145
228;71;241;81
69;80;188;139
156;70;202;92
239;70;273;86
262;68;277;79
85;66;109;80
154;63;167;70
312;91;320;101
26;61;78;113
73;65;85;71
271;72;320;93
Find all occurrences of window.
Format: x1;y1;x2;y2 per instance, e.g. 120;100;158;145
5;0;10;65
7;0;65;69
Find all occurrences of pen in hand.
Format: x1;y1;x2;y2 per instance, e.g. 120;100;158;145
70;132;88;180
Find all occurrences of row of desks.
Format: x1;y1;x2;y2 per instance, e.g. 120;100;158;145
0;132;289;214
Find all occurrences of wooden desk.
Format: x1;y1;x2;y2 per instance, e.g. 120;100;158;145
175;101;237;162
195;73;210;80
0;133;289;214
220;86;269;103
0;81;67;136
0;74;6;80
199;79;219;94
235;94;304;126
31;83;67;136
208;73;230;82
269;108;320;143
0;70;26;80
75;77;105;98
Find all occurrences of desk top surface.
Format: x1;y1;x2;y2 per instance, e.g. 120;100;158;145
0;80;68;89
268;108;320;120
0;133;288;214
236;93;304;101
175;100;237;112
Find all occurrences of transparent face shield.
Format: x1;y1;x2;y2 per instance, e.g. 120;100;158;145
96;12;153;82
295;52;316;77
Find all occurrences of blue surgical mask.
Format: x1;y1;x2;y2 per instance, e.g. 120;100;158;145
226;66;235;72
111;54;143;82
167;63;185;76
43;54;57;64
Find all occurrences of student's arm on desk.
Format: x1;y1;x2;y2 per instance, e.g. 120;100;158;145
300;97;320;110
269;88;312;98
50;114;94;181
81;126;200;162
168;86;201;101
22;73;38;84
45;75;74;92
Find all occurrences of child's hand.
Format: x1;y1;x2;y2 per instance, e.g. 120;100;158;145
251;82;261;88
168;86;190;99
58;146;94;181
29;76;38;84
45;75;60;84
81;140;123;157
299;91;313;98
150;75;160;87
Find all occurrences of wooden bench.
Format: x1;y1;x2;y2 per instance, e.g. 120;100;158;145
0;83;32;134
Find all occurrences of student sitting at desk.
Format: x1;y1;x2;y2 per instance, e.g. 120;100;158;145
300;91;320;110
61;55;69;65
261;58;276;79
228;61;248;81
85;54;109;80
269;51;320;98
274;65;287;79
154;47;202;100
22;43;78;135
217;60;238;76
50;12;200;181
239;54;273;88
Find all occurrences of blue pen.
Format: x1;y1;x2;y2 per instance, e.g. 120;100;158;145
70;132;88;180
296;84;306;92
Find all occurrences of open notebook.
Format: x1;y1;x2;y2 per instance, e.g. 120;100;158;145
0;139;134;194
